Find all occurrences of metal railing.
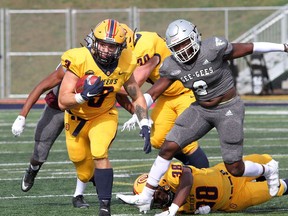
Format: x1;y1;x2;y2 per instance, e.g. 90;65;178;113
0;5;287;98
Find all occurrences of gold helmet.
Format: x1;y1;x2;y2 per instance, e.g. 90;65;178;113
90;19;127;65
133;173;148;194
120;23;136;50
133;173;174;209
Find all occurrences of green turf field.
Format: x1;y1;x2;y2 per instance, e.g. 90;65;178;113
0;106;288;216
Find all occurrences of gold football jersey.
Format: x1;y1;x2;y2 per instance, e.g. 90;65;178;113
61;47;137;120
133;31;191;96
161;162;233;212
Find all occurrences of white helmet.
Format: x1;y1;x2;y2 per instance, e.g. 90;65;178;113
165;19;201;63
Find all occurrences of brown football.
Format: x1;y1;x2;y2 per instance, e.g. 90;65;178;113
75;75;98;93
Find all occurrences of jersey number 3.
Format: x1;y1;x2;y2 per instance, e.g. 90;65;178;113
193;80;208;96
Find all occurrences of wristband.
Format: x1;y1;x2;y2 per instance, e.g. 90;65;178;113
139;118;149;128
75;93;85;104
284;43;288;52
253;42;285;53
144;93;154;109
168;203;179;215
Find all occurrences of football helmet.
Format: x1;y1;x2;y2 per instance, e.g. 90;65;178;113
120;23;136;50
133;173;174;209
90;19;127;65
165;19;201;63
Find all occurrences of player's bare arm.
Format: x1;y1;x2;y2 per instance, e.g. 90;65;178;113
123;74;148;121
146;76;174;101
227;42;288;60
20;65;64;117
116;93;134;114
172;167;193;208
118;55;160;95
133;55;160;87
58;70;79;110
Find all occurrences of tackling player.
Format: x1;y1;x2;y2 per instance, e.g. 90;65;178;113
58;19;150;216
115;19;288;213
118;24;209;168
120;154;288;215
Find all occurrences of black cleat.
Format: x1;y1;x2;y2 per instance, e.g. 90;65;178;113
72;195;90;208
99;200;111;216
21;166;39;192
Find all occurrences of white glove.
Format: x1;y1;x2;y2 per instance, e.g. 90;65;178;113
155;203;179;216
121;114;139;131
194;206;211;214
121;114;153;132
12;115;26;137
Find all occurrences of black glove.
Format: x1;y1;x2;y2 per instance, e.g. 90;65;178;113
81;76;104;100
139;125;151;154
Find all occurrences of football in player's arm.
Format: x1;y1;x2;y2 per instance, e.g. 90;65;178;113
58;19;150;215
11;64;91;208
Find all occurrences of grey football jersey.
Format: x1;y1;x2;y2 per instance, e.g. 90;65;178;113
160;36;234;101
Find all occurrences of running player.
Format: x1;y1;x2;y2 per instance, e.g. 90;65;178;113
58;19;150;216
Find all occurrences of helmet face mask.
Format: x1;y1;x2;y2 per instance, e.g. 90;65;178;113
166;19;201;63
133;174;174;209
153;186;174;209
91;19;127;65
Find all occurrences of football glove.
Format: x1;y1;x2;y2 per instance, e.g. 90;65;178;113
12;115;26;137
194;205;211;214
155;203;179;216
76;76;104;103
139;119;151;154
121;113;138;131
121;114;153;132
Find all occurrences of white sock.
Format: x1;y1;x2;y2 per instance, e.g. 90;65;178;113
147;155;171;187
73;178;87;197
141;186;155;200
242;161;264;177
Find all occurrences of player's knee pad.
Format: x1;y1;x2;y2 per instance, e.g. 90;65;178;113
74;160;94;182
151;133;165;149
182;141;199;154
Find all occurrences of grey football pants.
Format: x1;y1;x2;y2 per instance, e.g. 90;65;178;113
32;105;64;162
166;96;244;164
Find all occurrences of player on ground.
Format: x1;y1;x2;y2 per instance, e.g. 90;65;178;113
119;24;209;167
58;19;150;216
115;19;288;213
121;154;288;215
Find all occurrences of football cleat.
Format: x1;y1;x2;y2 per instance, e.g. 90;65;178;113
72;195;89;208
21;166;39;192
265;159;280;197
99;200;111;216
116;193;152;213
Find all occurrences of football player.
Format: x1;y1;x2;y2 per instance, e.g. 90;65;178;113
118;24;209;167
58;19;150;216
11;64;91;208
125;154;288;215
115;19;288;213
11;38;135;209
